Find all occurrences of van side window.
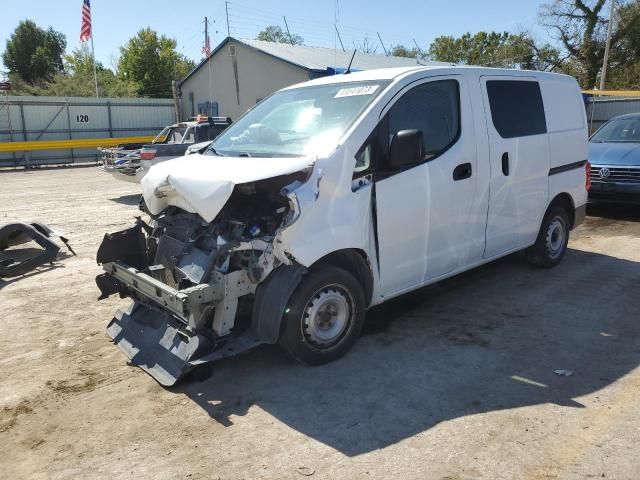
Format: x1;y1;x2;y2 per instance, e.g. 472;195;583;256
352;127;384;190
355;144;372;172
486;80;547;138
387;79;460;162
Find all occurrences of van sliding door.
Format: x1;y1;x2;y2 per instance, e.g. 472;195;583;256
480;76;550;259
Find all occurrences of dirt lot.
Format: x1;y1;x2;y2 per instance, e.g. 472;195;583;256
1;167;639;480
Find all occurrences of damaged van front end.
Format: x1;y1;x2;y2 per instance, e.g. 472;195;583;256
96;155;319;385
96;76;394;386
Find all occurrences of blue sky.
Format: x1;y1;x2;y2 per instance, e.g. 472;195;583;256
1;0;548;70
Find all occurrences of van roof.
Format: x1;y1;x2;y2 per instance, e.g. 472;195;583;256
283;66;576;89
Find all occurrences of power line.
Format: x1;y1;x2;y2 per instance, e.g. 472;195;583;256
218;1;436;57
226;16;430;49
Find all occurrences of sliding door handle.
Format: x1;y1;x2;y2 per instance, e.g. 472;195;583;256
502;152;510;176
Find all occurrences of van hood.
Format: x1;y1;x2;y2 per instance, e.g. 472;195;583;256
588;142;640;166
141;153;314;222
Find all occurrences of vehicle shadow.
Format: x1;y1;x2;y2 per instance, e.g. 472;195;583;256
587;202;640;222
177;248;640;456
109;194;141;206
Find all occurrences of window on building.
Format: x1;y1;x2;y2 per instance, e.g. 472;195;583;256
486;80;547;138
197;100;219;118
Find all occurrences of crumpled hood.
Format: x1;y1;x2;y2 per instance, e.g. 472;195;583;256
589;142;640;166
141;153;314;222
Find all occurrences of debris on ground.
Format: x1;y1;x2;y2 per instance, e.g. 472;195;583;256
554;369;574;377
296;466;315;476
0;222;76;278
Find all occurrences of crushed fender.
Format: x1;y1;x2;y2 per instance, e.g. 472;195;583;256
97;168;314;386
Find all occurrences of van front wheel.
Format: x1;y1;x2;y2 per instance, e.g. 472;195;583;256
526;206;570;268
279;265;366;365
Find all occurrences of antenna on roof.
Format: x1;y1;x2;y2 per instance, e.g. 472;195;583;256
344;50;357;75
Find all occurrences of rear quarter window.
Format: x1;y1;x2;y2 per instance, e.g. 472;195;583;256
486;80;547;138
539;79;586;132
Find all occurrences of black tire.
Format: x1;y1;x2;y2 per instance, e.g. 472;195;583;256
526;206;570;268
279;265;366;366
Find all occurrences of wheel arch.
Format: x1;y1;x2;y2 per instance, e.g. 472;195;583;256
547;192;576;229
251;249;374;345
310;248;375;307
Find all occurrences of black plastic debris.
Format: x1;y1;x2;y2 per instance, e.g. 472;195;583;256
0;222;76;278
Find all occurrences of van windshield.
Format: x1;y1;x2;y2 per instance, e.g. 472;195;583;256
207;81;389;158
591;116;640;143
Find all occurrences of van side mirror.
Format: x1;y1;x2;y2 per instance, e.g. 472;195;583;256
389;129;424;168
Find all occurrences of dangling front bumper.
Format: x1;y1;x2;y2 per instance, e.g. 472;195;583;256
106;302;261;386
96;221;263;386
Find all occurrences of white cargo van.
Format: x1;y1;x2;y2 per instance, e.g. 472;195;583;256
96;66;589;385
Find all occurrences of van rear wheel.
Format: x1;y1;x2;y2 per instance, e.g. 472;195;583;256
526;206;570;268
279;265;365;366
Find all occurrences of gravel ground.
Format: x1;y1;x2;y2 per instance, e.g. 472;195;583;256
1;166;639;480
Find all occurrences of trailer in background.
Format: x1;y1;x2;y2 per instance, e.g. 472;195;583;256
0;95;175;168
583;90;640;135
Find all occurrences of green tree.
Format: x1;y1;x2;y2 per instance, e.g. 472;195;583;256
118;28;195;98
2;20;66;84
390;44;422;58
428;31;560;71
6;46;140;97
539;0;640;88
257;25;304;45
45;47;139;97
604;1;640;89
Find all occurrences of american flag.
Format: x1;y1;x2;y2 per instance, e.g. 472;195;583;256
80;0;92;42
202;34;211;57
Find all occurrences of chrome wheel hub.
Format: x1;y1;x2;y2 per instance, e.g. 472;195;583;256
546;217;565;259
303;286;351;347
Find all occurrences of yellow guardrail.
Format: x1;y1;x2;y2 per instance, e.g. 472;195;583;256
583;90;640;97
0;136;155;153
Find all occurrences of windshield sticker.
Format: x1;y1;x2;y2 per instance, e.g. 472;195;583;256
335;85;379;98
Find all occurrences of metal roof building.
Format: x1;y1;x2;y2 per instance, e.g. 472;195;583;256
178;37;447;120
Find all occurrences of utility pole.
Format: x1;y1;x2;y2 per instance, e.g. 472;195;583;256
225;0;230;37
283;16;294;45
204;17;208;51
377;32;388;56
171;80;180;122
600;0;616;91
334;25;345;52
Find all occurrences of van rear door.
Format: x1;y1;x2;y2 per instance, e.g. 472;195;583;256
480;76;550;258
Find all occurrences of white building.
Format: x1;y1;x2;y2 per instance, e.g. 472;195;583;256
177;37;445;121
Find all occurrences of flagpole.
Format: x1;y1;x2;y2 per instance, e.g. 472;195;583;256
90;33;98;97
